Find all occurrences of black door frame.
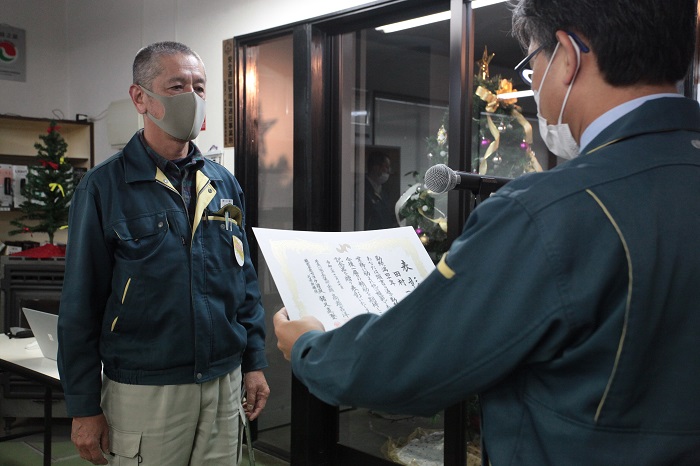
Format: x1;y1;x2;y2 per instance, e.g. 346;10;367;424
235;1;483;464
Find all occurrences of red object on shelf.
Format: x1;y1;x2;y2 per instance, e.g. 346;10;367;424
10;243;66;258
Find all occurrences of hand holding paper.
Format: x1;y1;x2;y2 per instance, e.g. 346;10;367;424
254;227;436;330
273;308;325;360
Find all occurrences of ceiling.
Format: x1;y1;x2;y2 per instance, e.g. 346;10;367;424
364;3;535;112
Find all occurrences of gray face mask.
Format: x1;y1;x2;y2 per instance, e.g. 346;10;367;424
140;85;206;141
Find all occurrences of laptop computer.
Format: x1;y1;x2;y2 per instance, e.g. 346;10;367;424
21;307;59;360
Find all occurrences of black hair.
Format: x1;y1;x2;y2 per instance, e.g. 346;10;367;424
366;150;390;170
510;0;697;86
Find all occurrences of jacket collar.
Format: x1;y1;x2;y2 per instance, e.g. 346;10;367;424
122;132;223;184
583;97;700;156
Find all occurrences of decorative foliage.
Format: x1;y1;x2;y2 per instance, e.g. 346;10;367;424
396;47;543;263
472;47;543;178
393;103;451;262
396;174;448;262
425;111;449;168
9;121;76;244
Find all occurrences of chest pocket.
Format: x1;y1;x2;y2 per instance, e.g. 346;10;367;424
112;212;169;261
201;204;246;271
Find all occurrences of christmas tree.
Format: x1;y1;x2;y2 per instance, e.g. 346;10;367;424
396;173;449;262
396;47;544;262
472;47;542;177
9;121;76;244
396;115;449;262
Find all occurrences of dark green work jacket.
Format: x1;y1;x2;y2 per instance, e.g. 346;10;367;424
292;97;700;465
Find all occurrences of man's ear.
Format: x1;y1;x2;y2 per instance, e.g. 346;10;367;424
554;30;580;86
129;84;148;115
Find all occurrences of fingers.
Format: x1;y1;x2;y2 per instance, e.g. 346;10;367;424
100;428;111;462
274;310;327;360
273;307;290;326
299;315;325;331
71;415;110;465
243;371;270;421
246;390;268;421
273;308;293;360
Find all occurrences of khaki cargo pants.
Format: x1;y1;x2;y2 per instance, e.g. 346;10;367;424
101;368;244;465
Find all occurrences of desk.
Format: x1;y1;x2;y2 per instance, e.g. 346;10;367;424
0;334;62;466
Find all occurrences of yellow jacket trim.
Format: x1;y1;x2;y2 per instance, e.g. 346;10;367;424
437;253;455;279
586;189;633;423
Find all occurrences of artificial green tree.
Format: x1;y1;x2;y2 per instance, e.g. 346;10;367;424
9;120;75;244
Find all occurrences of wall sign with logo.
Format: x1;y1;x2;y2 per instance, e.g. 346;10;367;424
0;24;26;82
222;38;235;147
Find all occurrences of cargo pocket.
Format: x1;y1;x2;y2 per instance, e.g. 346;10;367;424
109;427;142;465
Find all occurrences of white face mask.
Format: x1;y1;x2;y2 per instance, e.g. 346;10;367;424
533;37;582;160
378;172;390;184
140;86;206;141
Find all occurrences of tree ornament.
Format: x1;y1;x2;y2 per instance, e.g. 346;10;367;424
473;47;544;177
436;125;447;146
477;46;495;80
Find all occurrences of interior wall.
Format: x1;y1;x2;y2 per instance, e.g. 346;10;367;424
0;0;375;166
0;0;70;119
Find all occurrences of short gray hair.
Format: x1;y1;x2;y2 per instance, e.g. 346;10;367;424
132;41;205;88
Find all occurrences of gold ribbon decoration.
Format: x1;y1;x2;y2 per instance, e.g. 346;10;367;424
475;85;500;113
511;108;543;173
496;79;518;106
479;114;501;174
49;182;65;197
476;81;543;174
417;206;448;233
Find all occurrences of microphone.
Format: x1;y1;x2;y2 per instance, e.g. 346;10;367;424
424;164;510;196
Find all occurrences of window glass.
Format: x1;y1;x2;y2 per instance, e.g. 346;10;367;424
250;33;295;455
339;20;451;263
337;16;450;461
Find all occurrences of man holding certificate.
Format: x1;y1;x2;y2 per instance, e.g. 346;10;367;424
274;0;700;464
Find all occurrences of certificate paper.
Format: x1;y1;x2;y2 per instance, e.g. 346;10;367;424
253;227;435;329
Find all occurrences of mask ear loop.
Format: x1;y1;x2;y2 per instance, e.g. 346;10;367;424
557;35;582;124
537;42;560;99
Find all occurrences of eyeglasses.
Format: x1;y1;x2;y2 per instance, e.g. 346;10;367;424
514;45;545;86
514;32;590;86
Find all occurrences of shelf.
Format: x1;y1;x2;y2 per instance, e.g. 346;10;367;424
0;115;93;167
0;115;93;244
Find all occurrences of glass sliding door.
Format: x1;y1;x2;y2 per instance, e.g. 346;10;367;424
335;12;453;462
236;33;295;457
234;0;563;464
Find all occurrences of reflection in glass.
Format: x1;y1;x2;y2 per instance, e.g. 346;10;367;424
337;16;450;463
250;34;294;455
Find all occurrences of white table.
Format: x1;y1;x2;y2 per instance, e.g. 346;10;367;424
0;334;62;466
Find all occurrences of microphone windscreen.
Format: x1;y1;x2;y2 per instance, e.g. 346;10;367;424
424;164;455;194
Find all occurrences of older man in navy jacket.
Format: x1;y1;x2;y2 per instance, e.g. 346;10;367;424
59;42;269;465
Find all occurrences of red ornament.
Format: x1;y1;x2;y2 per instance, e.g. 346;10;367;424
40;160;59;170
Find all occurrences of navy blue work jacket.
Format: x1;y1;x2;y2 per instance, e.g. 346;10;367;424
58;133;267;417
292;97;700;465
